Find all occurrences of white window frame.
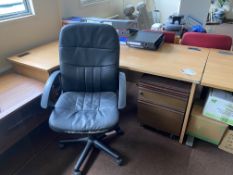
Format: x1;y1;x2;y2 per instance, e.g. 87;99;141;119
0;0;34;21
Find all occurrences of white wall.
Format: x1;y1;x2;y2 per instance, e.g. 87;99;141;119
59;0;122;18
153;0;211;24
59;0;155;19
154;0;181;23
225;0;233;19
0;0;61;73
179;0;211;25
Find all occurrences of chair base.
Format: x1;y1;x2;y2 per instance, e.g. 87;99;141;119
59;127;124;175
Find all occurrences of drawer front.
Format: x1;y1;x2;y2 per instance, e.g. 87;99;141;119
138;101;184;136
139;74;192;95
139;83;190;97
138;87;188;113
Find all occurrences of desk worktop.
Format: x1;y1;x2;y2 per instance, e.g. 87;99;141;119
201;49;233;92
8;41;210;84
120;44;210;83
8;42;59;72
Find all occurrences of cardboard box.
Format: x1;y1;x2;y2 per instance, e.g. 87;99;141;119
219;129;233;154
187;103;228;145
203;89;233;126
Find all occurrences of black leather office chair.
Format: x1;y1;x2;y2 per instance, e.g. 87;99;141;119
41;23;126;175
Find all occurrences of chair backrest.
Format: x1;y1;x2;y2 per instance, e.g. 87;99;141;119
181;32;232;50
163;31;176;43
59;23;120;92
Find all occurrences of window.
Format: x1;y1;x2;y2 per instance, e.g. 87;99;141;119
0;0;34;21
80;0;104;5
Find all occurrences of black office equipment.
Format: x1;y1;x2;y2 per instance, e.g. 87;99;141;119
126;30;164;50
169;14;184;25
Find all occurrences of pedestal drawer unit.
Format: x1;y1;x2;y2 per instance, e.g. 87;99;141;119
138;74;191;136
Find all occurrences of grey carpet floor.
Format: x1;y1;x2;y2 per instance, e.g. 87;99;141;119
1;83;233;175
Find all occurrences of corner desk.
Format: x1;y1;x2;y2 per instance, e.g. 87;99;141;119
8;41;211;144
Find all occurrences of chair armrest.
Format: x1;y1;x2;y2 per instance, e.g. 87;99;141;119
41;70;61;109
118;72;127;109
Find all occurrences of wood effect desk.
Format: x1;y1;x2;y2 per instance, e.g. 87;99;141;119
8;41;210;144
8;42;209;83
8;42;59;82
120;44;209;83
201;49;233;92
121;44;210;143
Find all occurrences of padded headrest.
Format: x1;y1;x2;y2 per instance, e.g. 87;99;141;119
59;23;119;50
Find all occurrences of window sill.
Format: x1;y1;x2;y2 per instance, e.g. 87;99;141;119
0;13;35;23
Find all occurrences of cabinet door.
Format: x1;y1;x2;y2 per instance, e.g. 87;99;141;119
0;98;49;154
138;100;184;136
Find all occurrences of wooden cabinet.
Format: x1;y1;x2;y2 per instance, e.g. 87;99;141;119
138;74;191;136
0;73;48;154
0;98;49;154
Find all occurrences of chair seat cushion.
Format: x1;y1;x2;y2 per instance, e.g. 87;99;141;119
49;92;119;133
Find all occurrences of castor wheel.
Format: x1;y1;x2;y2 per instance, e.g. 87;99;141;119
73;171;82;175
58;143;65;149
116;158;123;166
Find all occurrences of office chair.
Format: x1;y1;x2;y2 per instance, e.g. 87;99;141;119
162;31;176;43
181;32;232;50
41;23;126;175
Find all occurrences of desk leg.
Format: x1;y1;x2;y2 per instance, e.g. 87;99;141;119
179;83;196;144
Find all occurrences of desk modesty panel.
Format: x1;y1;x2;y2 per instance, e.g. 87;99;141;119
120;44;210;83
201;49;233;92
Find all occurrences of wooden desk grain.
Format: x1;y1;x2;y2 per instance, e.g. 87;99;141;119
201;49;233;92
8;42;59;82
0;73;44;119
120;44;210;83
8;42;210;83
8;42;59;71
